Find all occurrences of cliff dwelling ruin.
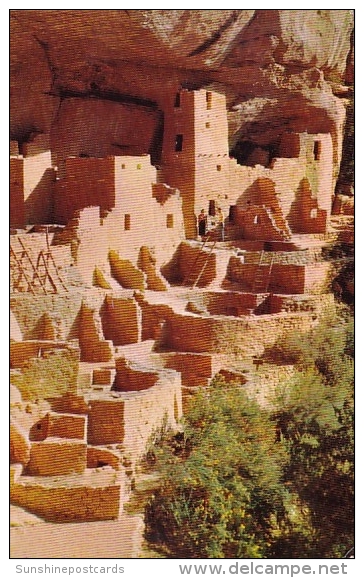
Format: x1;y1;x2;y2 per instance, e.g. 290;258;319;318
10;9;354;559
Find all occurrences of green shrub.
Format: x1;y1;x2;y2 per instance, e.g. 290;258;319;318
145;380;289;558
271;309;354;557
145;308;354;558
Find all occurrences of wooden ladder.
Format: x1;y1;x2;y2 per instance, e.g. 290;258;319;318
252;251;275;293
11;239;49;294
182;235;216;288
17;237;56;294
10;245;36;294
10;231;68;294
43;227;68;292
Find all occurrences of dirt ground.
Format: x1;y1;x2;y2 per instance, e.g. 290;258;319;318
10;472;161;559
10;513;144;559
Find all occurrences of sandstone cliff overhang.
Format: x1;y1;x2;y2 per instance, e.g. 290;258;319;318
10;10;353;176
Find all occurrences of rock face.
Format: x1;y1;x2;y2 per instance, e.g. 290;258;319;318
10;10;353;177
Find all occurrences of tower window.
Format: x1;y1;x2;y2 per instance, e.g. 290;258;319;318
313;140;321;161
208;199;216;216
174;93;181;107
205;122;210;129
121;164;126;169
137;163;142;170
216;165;222;171
310;208;318;219
175;134;183;152
166;214;174;229
124;214;131;230
229;206;236;222
206;92;212;110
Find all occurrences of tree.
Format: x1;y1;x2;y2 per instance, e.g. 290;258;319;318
271;311;354;557
145;308;354;558
145;379;289;558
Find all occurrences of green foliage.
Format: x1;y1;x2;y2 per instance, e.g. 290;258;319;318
145;380;289;558
265;306;354;383
339;96;354;185
273;384;354;557
271;310;354;557
145;309;354;558
322;243;354;307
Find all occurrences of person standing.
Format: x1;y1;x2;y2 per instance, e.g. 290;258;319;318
198;209;207;239
217;207;225;241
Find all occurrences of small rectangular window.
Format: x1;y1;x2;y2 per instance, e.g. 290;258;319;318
208;199;216;216
175;134;183;152
206;92;212;110
121;163;126;169
216;165;222;171
174;93;181;107
313;141;321;161
137;163;142;170
229;205;236;222
166;214;174;229
205;122;210;129
124;214;131;230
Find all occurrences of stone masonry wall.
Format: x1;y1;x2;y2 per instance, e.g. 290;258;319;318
87;371;182;461
164;311;318;357
27;440;87;476
10;465;123;522
10;158;25;228
179;242;217;287
53;157;115;224
102;296;141;346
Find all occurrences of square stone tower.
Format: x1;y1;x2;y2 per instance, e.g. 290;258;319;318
162;89;230;238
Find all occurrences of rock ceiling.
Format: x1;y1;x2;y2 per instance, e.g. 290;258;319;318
10;10;353;170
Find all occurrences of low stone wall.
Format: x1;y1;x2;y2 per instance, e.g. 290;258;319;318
227;258;305;294
27;439;87;476
10;465;123;522
226;257;330;295
138;245;169;291
238;206;288;241
87;447;121;470
140;301;174;341
47;413;86;440
79;304;114;363
163;352;214;387
186;291;265;316
109;251;146;290
88;399;125;446
87;370;182;461
122;374;182;460
164;311;317;357
241;248;324;265
10;341;76;368
93;367;116;385
102;296;141;346
10;292;87;341
114;359;159;392
179;242;217;287
30;413;86;441
304;263;332;294
10;419;31;465
268;293;334;314
10;347;80;401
